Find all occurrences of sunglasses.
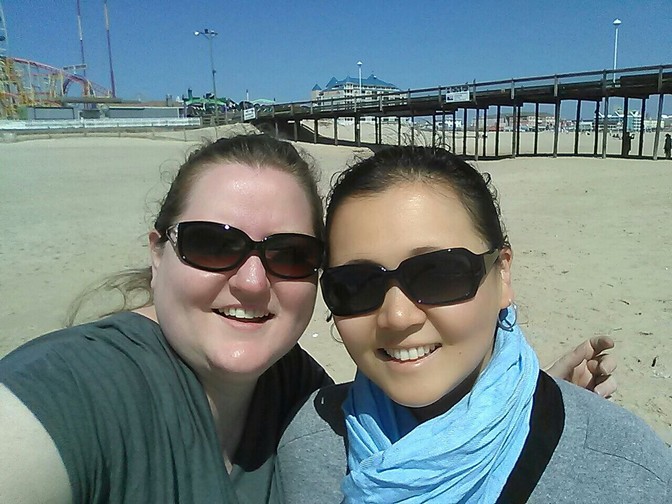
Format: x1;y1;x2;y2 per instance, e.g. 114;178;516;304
165;221;323;279
320;248;500;316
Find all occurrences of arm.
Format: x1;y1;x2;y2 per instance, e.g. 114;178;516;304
0;384;72;504
544;336;617;398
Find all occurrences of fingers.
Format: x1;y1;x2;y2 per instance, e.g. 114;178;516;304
593;374;617;399
543;353;578;381
571;336;613;364
588;335;615;355
586;355;617;398
588;339;617;398
544;338;618;398
544;337;605;380
595;353;617;376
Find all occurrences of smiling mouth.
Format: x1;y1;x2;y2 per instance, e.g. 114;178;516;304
213;307;274;323
380;344;441;362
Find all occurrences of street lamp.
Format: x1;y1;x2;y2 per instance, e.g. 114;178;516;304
357;61;363;95
104;0;116;97
612;18;621;82
194;28;218;114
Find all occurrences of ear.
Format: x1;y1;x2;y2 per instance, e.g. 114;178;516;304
148;230;163;290
497;247;514;310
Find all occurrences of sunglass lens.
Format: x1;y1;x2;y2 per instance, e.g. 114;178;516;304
402;250;476;304
179;222;246;270
264;235;322;278
321;266;386;316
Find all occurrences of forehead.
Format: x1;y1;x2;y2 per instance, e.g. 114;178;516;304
328;182;485;265
180;162;315;237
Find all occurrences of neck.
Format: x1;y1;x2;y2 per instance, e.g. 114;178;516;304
202;376;258;472
135;305;258;470
410;364;481;422
133;305;158;322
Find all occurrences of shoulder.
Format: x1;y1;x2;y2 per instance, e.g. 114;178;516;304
0;312;174;397
0;311;200;429
256;344;334;425
530;380;671;503
0;313;223;503
280;381;350;445
558;379;671;473
0;311;202;443
274;383;350;504
1;312;164;366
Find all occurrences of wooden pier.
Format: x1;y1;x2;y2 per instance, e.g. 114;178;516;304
253;64;672;160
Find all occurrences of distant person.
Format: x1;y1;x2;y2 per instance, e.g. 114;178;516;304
621;132;633;156
664;133;671;159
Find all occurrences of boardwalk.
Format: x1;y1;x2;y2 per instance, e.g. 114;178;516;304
253;64;672;160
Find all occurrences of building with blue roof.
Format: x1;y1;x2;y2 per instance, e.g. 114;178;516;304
311;73;400;123
311;73;399;103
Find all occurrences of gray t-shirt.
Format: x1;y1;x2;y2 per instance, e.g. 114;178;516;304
0;312;331;503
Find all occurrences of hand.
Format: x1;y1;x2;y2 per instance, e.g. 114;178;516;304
544;336;617;398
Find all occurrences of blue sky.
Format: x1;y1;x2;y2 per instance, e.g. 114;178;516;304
5;1;672;103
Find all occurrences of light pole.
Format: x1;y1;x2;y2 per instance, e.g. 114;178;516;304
76;0;86;77
104;0;116;97
194;28;218;116
612;18;621;82
357;61;362;96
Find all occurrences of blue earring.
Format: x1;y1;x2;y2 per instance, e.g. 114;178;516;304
497;302;518;331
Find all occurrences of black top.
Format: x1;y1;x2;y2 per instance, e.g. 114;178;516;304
0;312;332;503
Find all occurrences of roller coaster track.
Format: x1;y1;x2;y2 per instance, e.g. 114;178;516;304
0;56;112;119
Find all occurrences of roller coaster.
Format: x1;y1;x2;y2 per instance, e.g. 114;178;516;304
0;2;112;119
0;56;113;119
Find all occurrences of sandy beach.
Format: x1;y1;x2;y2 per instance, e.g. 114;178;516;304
1;126;670;445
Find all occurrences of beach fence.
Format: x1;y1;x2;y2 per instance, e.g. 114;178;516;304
0;117;202;141
253;64;672;160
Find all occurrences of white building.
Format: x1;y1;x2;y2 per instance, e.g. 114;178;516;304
311;74;400;123
312;73;398;102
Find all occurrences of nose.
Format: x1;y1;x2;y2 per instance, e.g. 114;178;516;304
227;254;271;296
376;285;427;332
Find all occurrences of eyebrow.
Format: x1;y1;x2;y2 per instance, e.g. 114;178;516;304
334;245;446;268
410;246;444;255
338;258;381;267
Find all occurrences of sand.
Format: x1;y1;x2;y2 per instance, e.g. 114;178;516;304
1;126;670;445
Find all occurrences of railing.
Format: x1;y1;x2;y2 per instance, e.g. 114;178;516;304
0;117;201;131
257;64;672;119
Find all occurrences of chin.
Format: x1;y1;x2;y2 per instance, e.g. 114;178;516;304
209;347;283;379
384;387;446;409
380;375;468;410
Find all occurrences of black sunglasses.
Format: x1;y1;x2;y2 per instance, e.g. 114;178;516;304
320;248;500;316
165;221;323;279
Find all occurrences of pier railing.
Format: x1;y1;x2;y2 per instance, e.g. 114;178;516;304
257;64;672;120
253;64;672;160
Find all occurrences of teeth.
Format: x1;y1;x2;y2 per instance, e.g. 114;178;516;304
219;307;270;319
384;344;438;362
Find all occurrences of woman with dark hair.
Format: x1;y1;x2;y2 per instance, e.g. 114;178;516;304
275;146;671;503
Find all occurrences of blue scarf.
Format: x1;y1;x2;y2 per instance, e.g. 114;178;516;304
341;309;539;503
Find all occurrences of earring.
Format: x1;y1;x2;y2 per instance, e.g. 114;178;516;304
497;302;518;331
329;320;343;344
